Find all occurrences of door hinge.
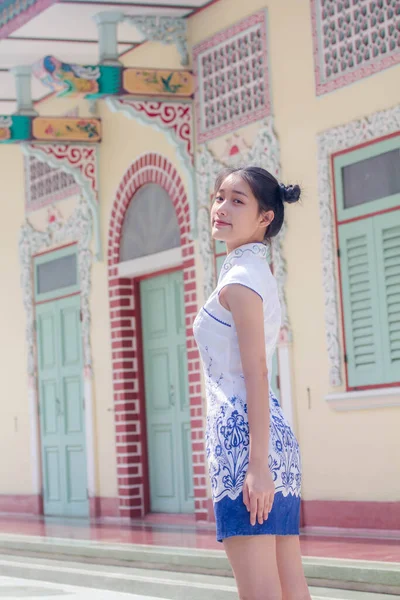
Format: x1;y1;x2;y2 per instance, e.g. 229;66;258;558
86;488;89;499
80;310;83;322
344;353;348;364
337;248;341;259
276;375;280;390
33;319;37;332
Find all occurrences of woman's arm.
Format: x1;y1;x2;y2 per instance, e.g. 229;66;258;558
219;283;275;526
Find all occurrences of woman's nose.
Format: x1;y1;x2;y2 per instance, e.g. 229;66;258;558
216;200;228;215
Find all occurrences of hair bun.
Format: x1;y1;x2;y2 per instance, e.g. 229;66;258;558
279;183;301;204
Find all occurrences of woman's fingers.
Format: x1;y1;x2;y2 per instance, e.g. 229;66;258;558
249;493;258;526
257;497;264;524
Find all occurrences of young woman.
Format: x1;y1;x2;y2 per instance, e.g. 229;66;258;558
193;166;311;600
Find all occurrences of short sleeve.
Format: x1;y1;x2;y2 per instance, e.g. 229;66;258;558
217;264;266;303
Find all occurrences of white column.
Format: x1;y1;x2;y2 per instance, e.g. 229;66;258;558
93;11;124;65
84;369;96;499
28;377;41;496
11;66;38;115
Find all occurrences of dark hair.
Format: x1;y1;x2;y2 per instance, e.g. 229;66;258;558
214;166;301;241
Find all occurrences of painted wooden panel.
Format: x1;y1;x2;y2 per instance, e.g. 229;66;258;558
147;287;168;337
60;306;80;366
141;271;194;514
38;312;57;370
36;294;88;517
44;447;61;502
64;377;83;434
146;349;171;412
151;426;176;500
374;211;400;383
42;380;58;435
66;445;87;503
339;219;384;387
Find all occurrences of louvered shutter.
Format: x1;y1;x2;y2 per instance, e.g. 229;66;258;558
374;211;400;383
338;219;385;387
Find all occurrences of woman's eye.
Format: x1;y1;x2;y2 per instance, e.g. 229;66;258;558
215;196;223;202
233;199;243;204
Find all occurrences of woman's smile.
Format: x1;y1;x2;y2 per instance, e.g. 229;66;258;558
214;218;231;227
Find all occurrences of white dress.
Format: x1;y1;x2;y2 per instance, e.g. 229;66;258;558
193;242;301;542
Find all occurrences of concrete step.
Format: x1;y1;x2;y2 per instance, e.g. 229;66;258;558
0;533;399;595
0;556;399;600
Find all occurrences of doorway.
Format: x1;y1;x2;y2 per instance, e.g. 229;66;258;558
34;246;88;517
140;270;194;513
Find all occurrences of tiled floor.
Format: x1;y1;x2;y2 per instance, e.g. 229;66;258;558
0;515;399;562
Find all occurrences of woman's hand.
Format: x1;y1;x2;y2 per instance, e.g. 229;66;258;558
243;459;275;526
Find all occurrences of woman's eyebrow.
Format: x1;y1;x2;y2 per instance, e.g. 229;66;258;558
218;188;248;197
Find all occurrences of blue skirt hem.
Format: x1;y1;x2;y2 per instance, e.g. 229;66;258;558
214;490;301;543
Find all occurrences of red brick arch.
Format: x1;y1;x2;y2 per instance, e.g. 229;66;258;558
107;153;208;520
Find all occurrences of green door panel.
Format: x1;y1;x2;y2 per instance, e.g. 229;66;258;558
141;270;194;514
338;218;385;387
36;294;88;517
374;211;400;384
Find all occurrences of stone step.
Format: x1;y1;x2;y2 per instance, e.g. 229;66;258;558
0;556;399;600
0;533;399;595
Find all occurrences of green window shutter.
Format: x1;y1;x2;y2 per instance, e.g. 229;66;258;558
374;211;400;384
338;219;385;387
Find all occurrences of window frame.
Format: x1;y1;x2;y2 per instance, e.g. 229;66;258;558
332;131;400;392
33;243;80;304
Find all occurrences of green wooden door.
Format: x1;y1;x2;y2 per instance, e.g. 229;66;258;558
36;295;88;517
140;271;194;513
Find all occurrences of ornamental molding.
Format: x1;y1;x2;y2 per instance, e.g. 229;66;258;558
193;10;271;144
106;97;196;237
123;15;188;66
318;103;400;387
22;143;101;259
311;0;400;95
0;0;56;39
196;116;291;339
19;196;93;379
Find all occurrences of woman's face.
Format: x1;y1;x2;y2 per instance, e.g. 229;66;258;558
211;173;273;250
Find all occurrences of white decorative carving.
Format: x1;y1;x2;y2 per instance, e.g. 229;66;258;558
196;117;291;337
106;97;196;238
318;104;400;386
19;197;93;378
22;143;101;260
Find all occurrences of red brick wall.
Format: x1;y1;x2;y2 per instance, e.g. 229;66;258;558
107;154;208;520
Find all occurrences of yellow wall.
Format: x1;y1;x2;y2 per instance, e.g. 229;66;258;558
189;0;400;502
0;146;33;494
1;0;399;508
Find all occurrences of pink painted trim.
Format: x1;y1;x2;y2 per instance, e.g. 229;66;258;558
193;10;271;144
0;0;57;39
302;500;400;531
0;495;42;515
90;497;119;519
310;0;400;96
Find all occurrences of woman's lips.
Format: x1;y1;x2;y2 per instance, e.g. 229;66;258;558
214;220;231;227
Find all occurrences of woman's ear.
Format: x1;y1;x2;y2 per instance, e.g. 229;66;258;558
260;209;275;228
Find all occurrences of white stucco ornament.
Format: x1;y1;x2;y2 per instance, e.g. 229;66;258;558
318;104;400;386
19;197;93;379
